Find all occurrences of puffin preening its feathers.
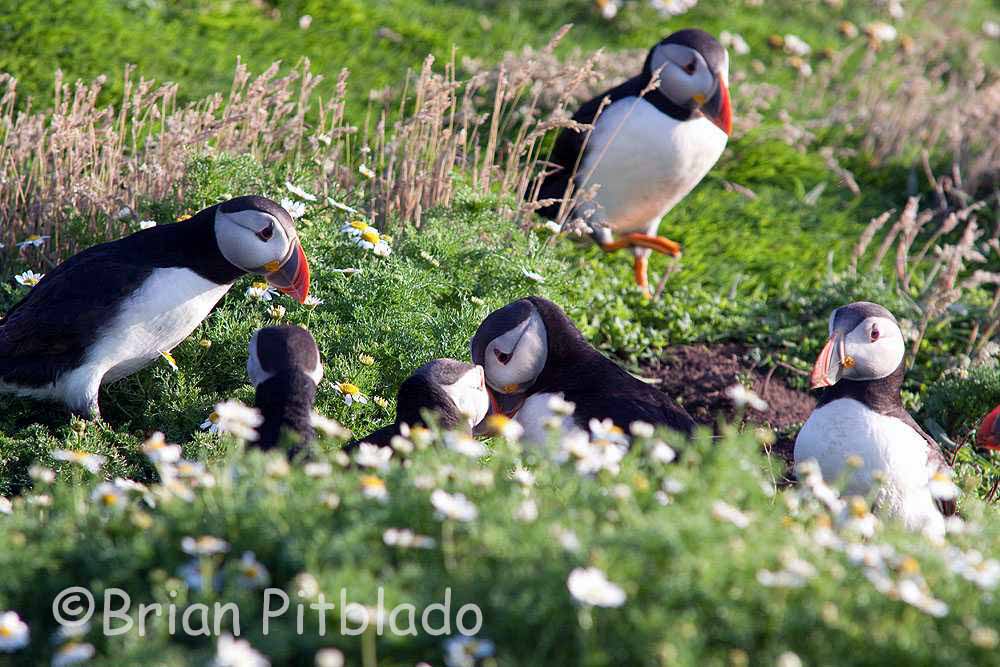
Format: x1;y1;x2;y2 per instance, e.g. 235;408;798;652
532;28;732;297
248;325;323;453
350;359;490;448
470;296;694;442
0;196;311;418
795;301;956;536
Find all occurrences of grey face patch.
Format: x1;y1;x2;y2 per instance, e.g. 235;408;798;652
414;358;476;386
470;299;536;365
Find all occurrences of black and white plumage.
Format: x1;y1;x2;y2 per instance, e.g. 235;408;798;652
0;196;310;418
532;28;732;297
470;297;694;442
350;359;490;448
247;325;323;453
795;302;955;536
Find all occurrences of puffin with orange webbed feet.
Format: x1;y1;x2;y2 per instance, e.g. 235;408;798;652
532;28;732;298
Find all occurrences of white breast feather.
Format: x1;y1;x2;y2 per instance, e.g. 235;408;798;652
577;97;728;235
516;393;574;447
794;398;943;535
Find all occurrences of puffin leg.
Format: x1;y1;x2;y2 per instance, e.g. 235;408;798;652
619;233;682;257
633;251;651;300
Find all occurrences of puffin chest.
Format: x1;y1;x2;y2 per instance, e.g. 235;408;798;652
794;398;931;497
91;268;231;384
576;97;727;232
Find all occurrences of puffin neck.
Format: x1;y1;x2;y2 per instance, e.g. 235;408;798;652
816;362;906;414
162;208;246;285
634;65;696;122
525;297;595;392
254;370;317;451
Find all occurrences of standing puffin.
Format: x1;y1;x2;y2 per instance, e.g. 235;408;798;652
532;28;732;297
247;325;323;453
795;302;955;534
0;196;310;418
470;297;694;442
349;359;490;448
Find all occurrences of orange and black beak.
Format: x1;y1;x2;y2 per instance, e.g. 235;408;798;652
976;405;1000;451
809;332;846;390
265;241;310;303
487;386;526;419
703;78;732;136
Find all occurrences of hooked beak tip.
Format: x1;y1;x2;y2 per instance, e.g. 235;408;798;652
267;243;311;304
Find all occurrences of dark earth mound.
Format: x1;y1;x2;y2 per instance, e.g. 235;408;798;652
646;343;816;464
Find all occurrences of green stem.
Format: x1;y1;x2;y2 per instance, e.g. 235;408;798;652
362;622;377;667
442;519;457;573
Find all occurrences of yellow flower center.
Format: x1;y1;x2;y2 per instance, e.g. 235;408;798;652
900;556;920;575
252;281;268;291
487;415;511;428
849;497;868;518
361;475;385;490
339;383;360;396
102;493;118;506
361;229;381;244
243;565;259;578
26;234;40;242
176;213;192;221
349;220;368;231
0;626;12;637
209;411;219;423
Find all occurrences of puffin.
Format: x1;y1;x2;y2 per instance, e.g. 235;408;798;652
794;301;956;534
247;325;323;454
0;196;310;418
977;405;1000;451
532;28;732;298
470;296;694;443
349;359;490;449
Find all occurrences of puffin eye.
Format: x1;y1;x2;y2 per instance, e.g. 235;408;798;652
683;58;697;75
256;222;274;242
494;348;512;365
870;325;880;342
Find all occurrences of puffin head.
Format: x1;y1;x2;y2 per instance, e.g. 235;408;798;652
247;325;323;387
396;359;489;431
976;405;1000;452
470;298;549;417
215;196;311;303
645;28;732;136
809;301;905;389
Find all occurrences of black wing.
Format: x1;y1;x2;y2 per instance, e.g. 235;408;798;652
533;76;647;220
0;243;153;387
888;406;957;516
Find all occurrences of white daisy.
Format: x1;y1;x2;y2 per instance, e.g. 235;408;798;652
285;181;317;202
353;228;392;257
485;414;524;441
51;642;95;666
52;449;106;474
91;482;126;510
783;34;812;56
159;350;178;372
236;551;271;589
566;567;626;607
514;497;539;522
181;535;230;556
200;411;222;434
725;384;768;411
280;198;306;220
212;634;270;667
521;268;545;283
511;465;535;486
213;400;263;441
430;489;478;522
445;433;487;458
315;648;345;667
303;295;324;308
360;475;389;502
355;443;392;470
0;610;29;652
334;382;368;406
719;30;750;55
0;497;11;515
650;441;677;464
711;501;751;528
326;197;358;214
358;164;375;179
444;636;496;667
383;528;436;549
340;219;370;237
310;411;351;439
14;270;44;287
138;220;157;230
246;281;279;301
16;234;49;249
28;465;56;483
303;461;332;478
928;470;960;502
